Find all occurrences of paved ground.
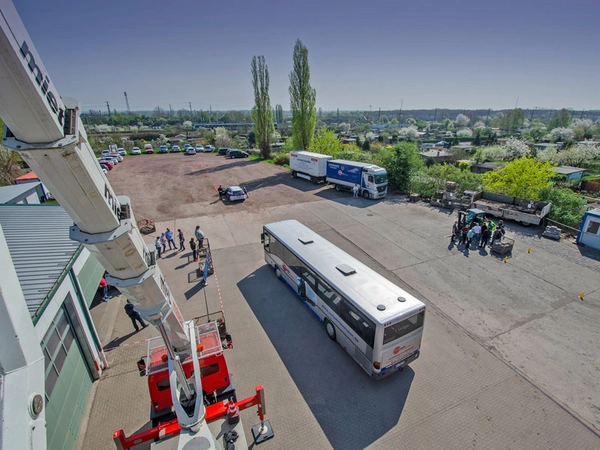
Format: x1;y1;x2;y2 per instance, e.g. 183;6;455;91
78;157;600;449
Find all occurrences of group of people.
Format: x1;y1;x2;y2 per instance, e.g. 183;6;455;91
154;226;205;259
451;217;505;250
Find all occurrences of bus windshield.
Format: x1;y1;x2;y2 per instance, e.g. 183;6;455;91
383;311;424;345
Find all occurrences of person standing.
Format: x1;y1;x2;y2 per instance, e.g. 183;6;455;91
190;238;198;261
99;277;111;302
480;222;490;248
124;300;148;332
451;221;459;242
352;184;359;198
178;229;185;251
195;226;205;248
160;233;167;253
154;236;161;258
165;228;176;250
472;222;482;248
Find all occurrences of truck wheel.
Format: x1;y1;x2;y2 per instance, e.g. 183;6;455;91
310;176;316;184
363;191;370;199
325;319;336;341
520;221;531;227
292;171;297;178
335;184;341;192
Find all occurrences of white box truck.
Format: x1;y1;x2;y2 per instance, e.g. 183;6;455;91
289;151;332;183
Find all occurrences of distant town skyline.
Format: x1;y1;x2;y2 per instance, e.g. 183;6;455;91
14;0;600;113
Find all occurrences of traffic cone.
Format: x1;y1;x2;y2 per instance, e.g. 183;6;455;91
227;398;240;425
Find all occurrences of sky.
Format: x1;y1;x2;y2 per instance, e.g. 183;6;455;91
12;0;600;114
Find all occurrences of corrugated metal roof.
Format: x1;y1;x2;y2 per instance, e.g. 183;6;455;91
0;182;41;203
0;205;79;317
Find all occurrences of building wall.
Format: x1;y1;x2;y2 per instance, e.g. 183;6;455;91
577;211;600;250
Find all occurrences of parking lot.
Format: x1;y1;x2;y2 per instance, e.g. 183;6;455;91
80;154;600;449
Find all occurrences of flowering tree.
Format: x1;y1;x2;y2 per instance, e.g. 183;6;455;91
456;129;473;138
214;127;234;148
473;121;486;129
95;124;112;133
549;127;574;141
182;121;193;129
454;114;470;127
552;142;600;166
503;137;531;159
398;125;419;140
480;145;507;162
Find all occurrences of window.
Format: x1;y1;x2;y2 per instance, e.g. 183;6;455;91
42;308;76;402
268;234;285;261
368;175;374;183
286;252;317;290
586;220;600;235
316;278;342;313
383;311;425;345
341;301;375;348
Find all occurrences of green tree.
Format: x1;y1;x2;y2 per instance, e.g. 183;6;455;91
251;55;274;159
538;187;586;228
375;142;423;193
548;109;572;130
0;118;25;186
308;127;343;156
482;157;554;199
289;39;317;150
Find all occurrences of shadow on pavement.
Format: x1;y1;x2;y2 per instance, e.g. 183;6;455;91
238;265;414;450
103;330;138;351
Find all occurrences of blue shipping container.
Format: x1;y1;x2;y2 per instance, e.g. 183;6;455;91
326;161;362;185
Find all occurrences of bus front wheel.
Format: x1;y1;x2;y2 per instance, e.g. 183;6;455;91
275;266;282;279
325;320;336;341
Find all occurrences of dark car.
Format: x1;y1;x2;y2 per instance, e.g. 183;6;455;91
218;148;230;155
227;150;249;159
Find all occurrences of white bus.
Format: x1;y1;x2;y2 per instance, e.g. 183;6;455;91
261;220;425;379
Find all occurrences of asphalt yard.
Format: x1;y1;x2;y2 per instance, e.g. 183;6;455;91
79;156;600;449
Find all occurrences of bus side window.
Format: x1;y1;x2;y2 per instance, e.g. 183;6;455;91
316;279;342;313
342;300;375;348
262;232;270;250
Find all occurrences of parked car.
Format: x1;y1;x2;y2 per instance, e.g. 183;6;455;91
144;144;154;154
99;162;113;170
101;149;110;157
108;152;123;162
227;150;249;159
98;156;118;165
195;144;204;152
97;159;114;169
131;147;141;155
159;145;168;153
186;147;196;155
224;186;248;202
171;145;181;153
204;145;215;152
117;148;127;156
218;148;230;155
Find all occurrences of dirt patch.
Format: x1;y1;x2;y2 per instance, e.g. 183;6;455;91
106;153;332;222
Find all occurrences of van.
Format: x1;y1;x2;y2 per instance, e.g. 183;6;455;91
144;144;154;154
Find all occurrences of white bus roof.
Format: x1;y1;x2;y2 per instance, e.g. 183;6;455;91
263;220;424;325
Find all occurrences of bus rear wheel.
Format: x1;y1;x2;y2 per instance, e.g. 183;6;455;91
325;319;336;341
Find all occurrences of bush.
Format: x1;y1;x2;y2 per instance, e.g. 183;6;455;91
539;187;587;228
272;153;289;166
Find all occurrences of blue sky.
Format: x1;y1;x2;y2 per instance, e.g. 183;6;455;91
14;0;600;113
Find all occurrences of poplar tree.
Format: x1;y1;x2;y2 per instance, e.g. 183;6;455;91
251;55;274;159
289;39;316;150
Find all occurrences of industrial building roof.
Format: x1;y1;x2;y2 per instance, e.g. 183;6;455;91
0;205;79;318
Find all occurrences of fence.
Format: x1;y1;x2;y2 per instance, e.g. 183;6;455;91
582;180;600;194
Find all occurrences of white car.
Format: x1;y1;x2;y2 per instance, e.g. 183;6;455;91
224;186;248;202
131;147;141;155
186;147;196;155
195;144;204;152
108;152;123;162
117;148;127;156
204;145;214;152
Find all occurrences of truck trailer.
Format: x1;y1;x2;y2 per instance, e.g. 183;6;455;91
289;150;332;183
326;160;388;199
468;191;552;226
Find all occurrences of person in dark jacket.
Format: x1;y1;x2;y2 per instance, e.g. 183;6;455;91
190;237;198;261
124;300;148;332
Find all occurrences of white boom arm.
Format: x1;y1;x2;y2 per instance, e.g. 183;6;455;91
0;0;213;447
